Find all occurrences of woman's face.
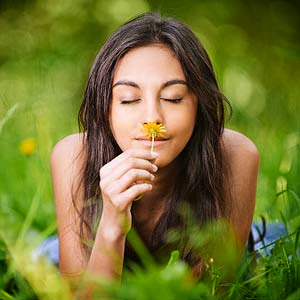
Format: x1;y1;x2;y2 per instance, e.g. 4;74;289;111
110;44;198;168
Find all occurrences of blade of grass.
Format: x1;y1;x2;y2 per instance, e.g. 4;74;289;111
256;227;300;251
15;187;41;247
165;250;180;268
0;290;14;300
294;227;300;254
126;226;156;270
0;103;19;135
280;211;291;245
288;189;300;211
35;220;57;245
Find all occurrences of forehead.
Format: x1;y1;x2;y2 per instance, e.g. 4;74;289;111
112;44;186;85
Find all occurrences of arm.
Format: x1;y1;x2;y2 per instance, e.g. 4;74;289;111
50;134;156;297
50;134;125;298
222;129;260;250
50;133;87;280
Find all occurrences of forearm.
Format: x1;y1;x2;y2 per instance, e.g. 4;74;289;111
74;220;127;299
86;226;126;280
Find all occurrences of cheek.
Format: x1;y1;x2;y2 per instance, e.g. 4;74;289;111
170;107;197;139
110;106;136;151
110;107;125;147
111;123;127;150
155;113;196;168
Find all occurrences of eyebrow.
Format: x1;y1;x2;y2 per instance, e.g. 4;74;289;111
112;79;188;89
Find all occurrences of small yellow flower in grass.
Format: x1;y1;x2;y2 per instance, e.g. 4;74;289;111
141;122;167;153
19;138;36;156
209;257;214;264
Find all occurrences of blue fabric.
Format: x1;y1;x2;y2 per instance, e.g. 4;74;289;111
250;221;287;254
31;235;59;266
31;222;287;266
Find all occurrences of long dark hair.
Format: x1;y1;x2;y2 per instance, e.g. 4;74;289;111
73;11;233;278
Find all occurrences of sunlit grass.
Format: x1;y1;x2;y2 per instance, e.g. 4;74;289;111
1;202;300;299
0;0;299;298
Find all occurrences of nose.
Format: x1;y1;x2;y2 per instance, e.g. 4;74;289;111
142;98;164;125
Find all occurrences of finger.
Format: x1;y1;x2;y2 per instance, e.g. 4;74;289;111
100;149;158;178
107;169;155;195
102;149;158;176
101;157;158;187
120;183;153;206
100;157;157;191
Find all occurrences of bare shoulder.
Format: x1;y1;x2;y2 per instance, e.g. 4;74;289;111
221;128;260;176
50;132;86;198
221;128;260;159
221;128;260;248
50;132;86;166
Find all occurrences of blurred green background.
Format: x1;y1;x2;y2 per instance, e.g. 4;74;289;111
0;0;299;241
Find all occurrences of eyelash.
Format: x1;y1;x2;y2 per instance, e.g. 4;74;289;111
163;98;183;103
120;99;140;104
120;98;183;104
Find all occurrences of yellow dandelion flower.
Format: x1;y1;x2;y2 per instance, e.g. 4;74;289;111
209;257;214;264
19;138;36;156
133;123;167;202
141;122;167;153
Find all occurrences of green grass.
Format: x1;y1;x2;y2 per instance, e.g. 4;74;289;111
0;0;299;298
1;209;300;299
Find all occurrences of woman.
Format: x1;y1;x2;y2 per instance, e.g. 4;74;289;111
50;11;260;292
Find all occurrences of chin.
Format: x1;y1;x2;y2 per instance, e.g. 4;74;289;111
154;155;178;169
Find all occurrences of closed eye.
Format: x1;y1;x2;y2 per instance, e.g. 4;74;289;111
120;99;141;104
120;98;183;104
161;98;183;103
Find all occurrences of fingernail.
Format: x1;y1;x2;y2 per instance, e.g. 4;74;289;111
151;152;159;158
150;174;155;181
152;164;158;172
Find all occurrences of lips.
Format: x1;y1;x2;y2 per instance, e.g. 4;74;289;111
136;139;169;148
136;137;169;141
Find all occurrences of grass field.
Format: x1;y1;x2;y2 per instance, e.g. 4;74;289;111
0;0;299;299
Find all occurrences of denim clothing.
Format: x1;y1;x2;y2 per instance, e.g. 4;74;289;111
32;235;59;266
